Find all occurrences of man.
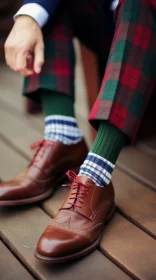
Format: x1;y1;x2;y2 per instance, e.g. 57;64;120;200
1;0;156;263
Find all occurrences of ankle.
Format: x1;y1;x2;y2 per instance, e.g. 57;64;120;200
44;115;83;145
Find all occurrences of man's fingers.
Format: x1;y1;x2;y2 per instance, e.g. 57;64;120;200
34;43;44;74
5;47;34;76
18;54;34;76
20;68;34;76
4;16;43;75
15;50;28;71
27;53;34;71
5;43;17;70
5;43;28;73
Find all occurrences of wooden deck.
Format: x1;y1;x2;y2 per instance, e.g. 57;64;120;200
0;63;156;280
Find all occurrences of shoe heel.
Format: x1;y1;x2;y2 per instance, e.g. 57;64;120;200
106;204;115;225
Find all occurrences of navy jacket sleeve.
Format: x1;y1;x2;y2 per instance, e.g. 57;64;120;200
22;0;62;18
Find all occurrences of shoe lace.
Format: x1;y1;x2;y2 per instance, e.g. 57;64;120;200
64;170;89;209
30;140;54;164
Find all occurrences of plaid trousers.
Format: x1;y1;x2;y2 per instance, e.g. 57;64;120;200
23;0;156;142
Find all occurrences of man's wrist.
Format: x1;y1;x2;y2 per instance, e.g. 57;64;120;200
14;15;41;31
14;3;49;28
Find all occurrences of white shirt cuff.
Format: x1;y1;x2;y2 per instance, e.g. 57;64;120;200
14;3;49;28
110;0;119;11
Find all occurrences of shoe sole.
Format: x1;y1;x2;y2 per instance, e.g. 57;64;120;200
0;187;55;206
34;204;115;263
0;167;79;206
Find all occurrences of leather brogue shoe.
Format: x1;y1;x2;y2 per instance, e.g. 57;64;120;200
0;140;88;206
35;170;115;263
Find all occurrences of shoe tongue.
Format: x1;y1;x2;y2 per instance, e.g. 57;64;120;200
72;175;108;219
69;176;96;215
71;175;96;207
77;175;96;186
60;175;99;218
26;142;55;178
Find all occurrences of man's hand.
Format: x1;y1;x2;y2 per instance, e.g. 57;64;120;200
5;16;44;76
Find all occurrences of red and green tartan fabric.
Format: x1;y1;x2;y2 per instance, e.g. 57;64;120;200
23;0;156;142
23;7;75;102
89;0;156;141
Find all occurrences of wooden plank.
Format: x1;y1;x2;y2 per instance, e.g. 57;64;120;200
117;96;156;188
136;137;156;160
0;96;44;131
0;206;131;280
100;213;156;280
113;169;156;239
0;106;42;159
0;64;44;129
0;64;23;112
42;185;68;217
118;146;156;191
0;240;34;280
0;139;28;181
136;97;156;145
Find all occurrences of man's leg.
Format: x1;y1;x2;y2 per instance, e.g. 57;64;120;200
83;0;156;186
36;0;156;263
24;6;84;145
89;0;156;141
0;5;88;206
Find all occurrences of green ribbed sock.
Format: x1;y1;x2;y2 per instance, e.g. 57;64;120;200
91;121;129;164
40;90;75;117
40;89;83;144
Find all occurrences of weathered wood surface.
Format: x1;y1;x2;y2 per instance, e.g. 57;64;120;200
100;213;156;280
113;169;156;239
0;206;131;280
0;240;34;280
117;146;156;191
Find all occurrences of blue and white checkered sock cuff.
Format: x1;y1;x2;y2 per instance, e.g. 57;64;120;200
79;152;115;187
44;115;83;145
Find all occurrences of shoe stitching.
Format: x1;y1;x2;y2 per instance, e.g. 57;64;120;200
90;200;111;220
50;220;93;241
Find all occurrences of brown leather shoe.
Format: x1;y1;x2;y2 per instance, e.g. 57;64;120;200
35;170;115;263
0;140;88;206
